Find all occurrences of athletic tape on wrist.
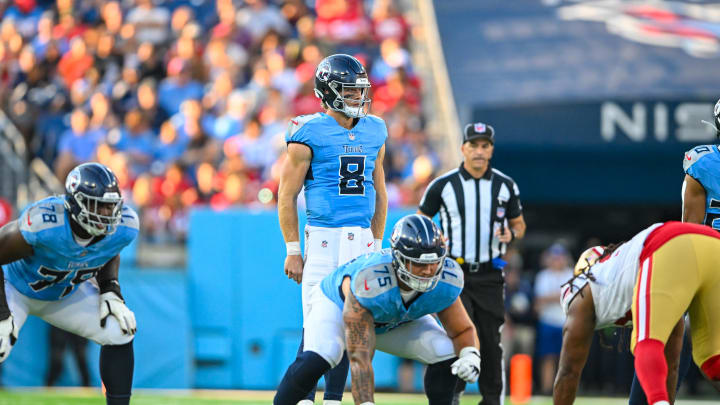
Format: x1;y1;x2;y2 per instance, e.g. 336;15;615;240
286;241;301;256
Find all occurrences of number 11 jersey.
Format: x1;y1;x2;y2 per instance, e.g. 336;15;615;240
286;112;387;228
684;144;720;230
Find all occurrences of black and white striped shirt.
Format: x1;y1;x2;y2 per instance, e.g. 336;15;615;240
419;164;522;264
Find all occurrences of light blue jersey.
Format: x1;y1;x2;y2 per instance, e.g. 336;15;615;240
286;112;387;228
2;196;139;300
684;144;720;230
320;249;464;334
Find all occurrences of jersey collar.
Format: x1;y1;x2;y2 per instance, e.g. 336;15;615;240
459;163;493;181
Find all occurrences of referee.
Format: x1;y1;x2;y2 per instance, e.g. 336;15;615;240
418;122;526;405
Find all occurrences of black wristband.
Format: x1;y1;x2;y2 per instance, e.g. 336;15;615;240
0;306;10;321
0;283;11;320
99;279;123;300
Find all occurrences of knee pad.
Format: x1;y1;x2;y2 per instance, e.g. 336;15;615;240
701;355;720;380
424;358;459;405
303;334;343;367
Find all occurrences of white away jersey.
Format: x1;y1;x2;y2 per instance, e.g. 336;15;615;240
562;223;662;329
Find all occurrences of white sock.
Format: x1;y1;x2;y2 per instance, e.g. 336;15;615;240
652;401;670;405
297;401;313;405
323;401;342;405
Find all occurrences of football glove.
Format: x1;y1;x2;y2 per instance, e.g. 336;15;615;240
99;292;137;335
0;315;18;363
451;347;480;383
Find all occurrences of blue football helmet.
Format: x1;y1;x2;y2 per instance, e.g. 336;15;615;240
390;214;447;292
64;162;123;236
314;54;371;118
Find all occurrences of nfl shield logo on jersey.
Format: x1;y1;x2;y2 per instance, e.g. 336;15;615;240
348;233;354;241
349;132;355;141
496;207;505;218
321;240;328;248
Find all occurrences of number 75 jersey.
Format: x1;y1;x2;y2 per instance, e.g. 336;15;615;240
2;196;139;301
320;249;464;334
286;113;387;228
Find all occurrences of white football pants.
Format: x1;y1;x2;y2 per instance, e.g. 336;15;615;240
5;280;134;346
303;286;456;367
301;225;375;326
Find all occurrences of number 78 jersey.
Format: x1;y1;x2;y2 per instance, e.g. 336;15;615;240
2;196;139;301
286;113;387;228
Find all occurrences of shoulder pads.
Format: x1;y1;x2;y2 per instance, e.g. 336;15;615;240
20;199;67;235
438;258;464;289
353;263;395;299
683;145;716;173
287;113;323;140
119;206;140;231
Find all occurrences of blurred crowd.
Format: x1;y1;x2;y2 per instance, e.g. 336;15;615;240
0;0;438;243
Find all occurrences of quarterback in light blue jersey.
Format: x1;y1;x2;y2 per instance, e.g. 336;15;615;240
275;215;481;405
0;163;137;405
278;54;388;405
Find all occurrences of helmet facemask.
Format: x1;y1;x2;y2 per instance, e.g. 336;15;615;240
393;249;446;292
71;191;123;236
326;78;371;118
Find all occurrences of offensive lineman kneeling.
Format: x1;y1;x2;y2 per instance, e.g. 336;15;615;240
0;163;137;405
274;215;481;405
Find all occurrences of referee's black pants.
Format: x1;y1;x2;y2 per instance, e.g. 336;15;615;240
456;270;505;405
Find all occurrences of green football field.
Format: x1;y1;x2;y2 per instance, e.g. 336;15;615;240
0;389;715;405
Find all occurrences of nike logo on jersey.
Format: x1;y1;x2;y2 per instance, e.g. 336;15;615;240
26;210;32;226
367;241;373;247
364;280;370;290
291;120;298;125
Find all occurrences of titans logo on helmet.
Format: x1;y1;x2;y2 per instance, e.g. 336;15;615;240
316;60;331;82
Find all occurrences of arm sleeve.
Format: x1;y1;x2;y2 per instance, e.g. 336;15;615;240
418;179;444;217
685;158;706;183
507;181;523;219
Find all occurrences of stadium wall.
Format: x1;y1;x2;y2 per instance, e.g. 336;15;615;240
4;208;439;392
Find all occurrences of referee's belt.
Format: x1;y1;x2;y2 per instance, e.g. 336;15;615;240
452;257;494;273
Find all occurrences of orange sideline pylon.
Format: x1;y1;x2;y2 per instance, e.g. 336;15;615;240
510;353;532;404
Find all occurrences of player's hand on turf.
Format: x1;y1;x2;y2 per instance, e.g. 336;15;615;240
0;315;18;363
99;292;137;335
451;347;480;383
284;254;304;284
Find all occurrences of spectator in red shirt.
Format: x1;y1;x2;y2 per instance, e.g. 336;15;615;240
57;37;94;88
315;0;370;45
371;0;409;45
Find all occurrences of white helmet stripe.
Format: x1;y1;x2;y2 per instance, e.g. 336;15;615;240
413;214;431;242
101;166;113;184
